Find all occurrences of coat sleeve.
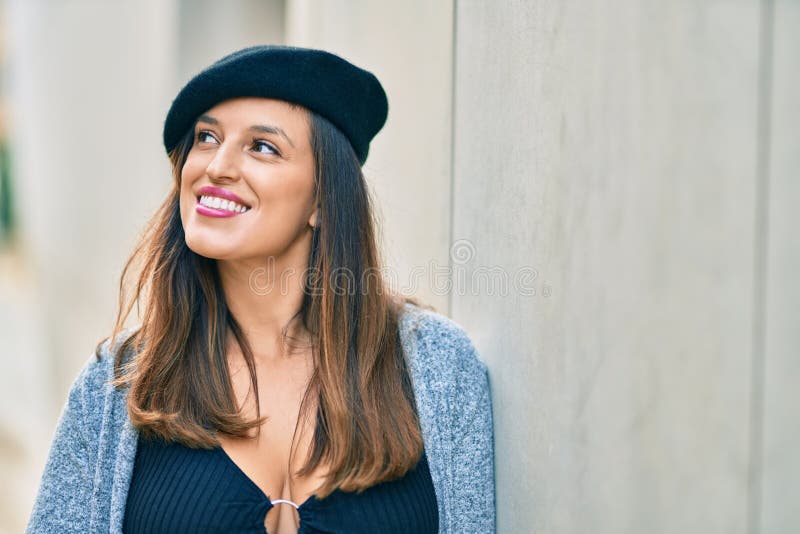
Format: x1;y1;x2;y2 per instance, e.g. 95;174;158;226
419;314;495;534
449;334;496;533
26;354;99;534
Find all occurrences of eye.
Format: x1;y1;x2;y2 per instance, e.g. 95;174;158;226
195;130;218;144
253;138;281;156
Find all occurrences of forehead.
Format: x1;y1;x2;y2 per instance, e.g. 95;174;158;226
199;96;310;136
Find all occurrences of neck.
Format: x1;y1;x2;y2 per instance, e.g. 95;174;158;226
216;237;312;363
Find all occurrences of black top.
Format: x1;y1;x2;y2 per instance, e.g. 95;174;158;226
122;433;439;534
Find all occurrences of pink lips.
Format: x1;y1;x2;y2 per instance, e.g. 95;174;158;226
195;185;251;219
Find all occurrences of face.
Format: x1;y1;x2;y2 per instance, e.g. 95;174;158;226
179;97;318;264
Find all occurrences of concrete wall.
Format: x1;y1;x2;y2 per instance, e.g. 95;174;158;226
450;1;796;533
761;1;800;532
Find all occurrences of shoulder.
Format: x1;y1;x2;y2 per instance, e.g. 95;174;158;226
398;301;489;397
69;328;138;426
83;328;137;384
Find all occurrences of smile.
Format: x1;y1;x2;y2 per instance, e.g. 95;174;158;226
195;195;251;218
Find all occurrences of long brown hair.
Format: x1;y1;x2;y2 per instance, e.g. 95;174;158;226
98;103;430;497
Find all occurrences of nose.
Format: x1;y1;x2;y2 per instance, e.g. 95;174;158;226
205;140;242;183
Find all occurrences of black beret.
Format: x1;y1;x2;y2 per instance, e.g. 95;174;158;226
162;44;388;165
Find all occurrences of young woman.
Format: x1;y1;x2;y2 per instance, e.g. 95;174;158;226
26;45;494;534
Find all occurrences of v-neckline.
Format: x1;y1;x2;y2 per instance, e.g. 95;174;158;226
214;445;319;511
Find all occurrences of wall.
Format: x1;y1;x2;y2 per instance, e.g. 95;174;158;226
761;1;800;532
450;1;797;532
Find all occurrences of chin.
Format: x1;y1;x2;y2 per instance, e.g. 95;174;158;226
183;233;234;261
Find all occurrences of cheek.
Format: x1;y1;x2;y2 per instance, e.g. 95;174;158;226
181;157;203;183
179;164;201;223
180;158;206;194
262;178;314;220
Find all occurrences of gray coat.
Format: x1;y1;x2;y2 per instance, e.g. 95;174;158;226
26;302;496;533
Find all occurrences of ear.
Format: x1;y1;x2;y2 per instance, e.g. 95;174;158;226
308;206;319;228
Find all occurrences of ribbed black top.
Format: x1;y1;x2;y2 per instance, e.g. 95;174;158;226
122;433;438;534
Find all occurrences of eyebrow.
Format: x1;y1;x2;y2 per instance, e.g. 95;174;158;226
196;114;295;148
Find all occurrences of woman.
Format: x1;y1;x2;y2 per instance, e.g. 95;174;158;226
26;45;494;534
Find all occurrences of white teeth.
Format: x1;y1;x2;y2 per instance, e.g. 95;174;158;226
198;195;249;213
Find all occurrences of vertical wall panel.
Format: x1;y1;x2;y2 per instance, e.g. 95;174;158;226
761;0;800;532
452;2;760;532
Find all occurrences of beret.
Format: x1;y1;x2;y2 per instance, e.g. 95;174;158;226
162;44;389;165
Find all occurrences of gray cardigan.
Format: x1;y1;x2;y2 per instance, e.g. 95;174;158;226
26;302;495;533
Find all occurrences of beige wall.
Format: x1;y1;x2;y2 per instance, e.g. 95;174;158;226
451;1;797;532
761;1;800;531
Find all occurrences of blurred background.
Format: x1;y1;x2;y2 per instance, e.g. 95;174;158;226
1;0;798;533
